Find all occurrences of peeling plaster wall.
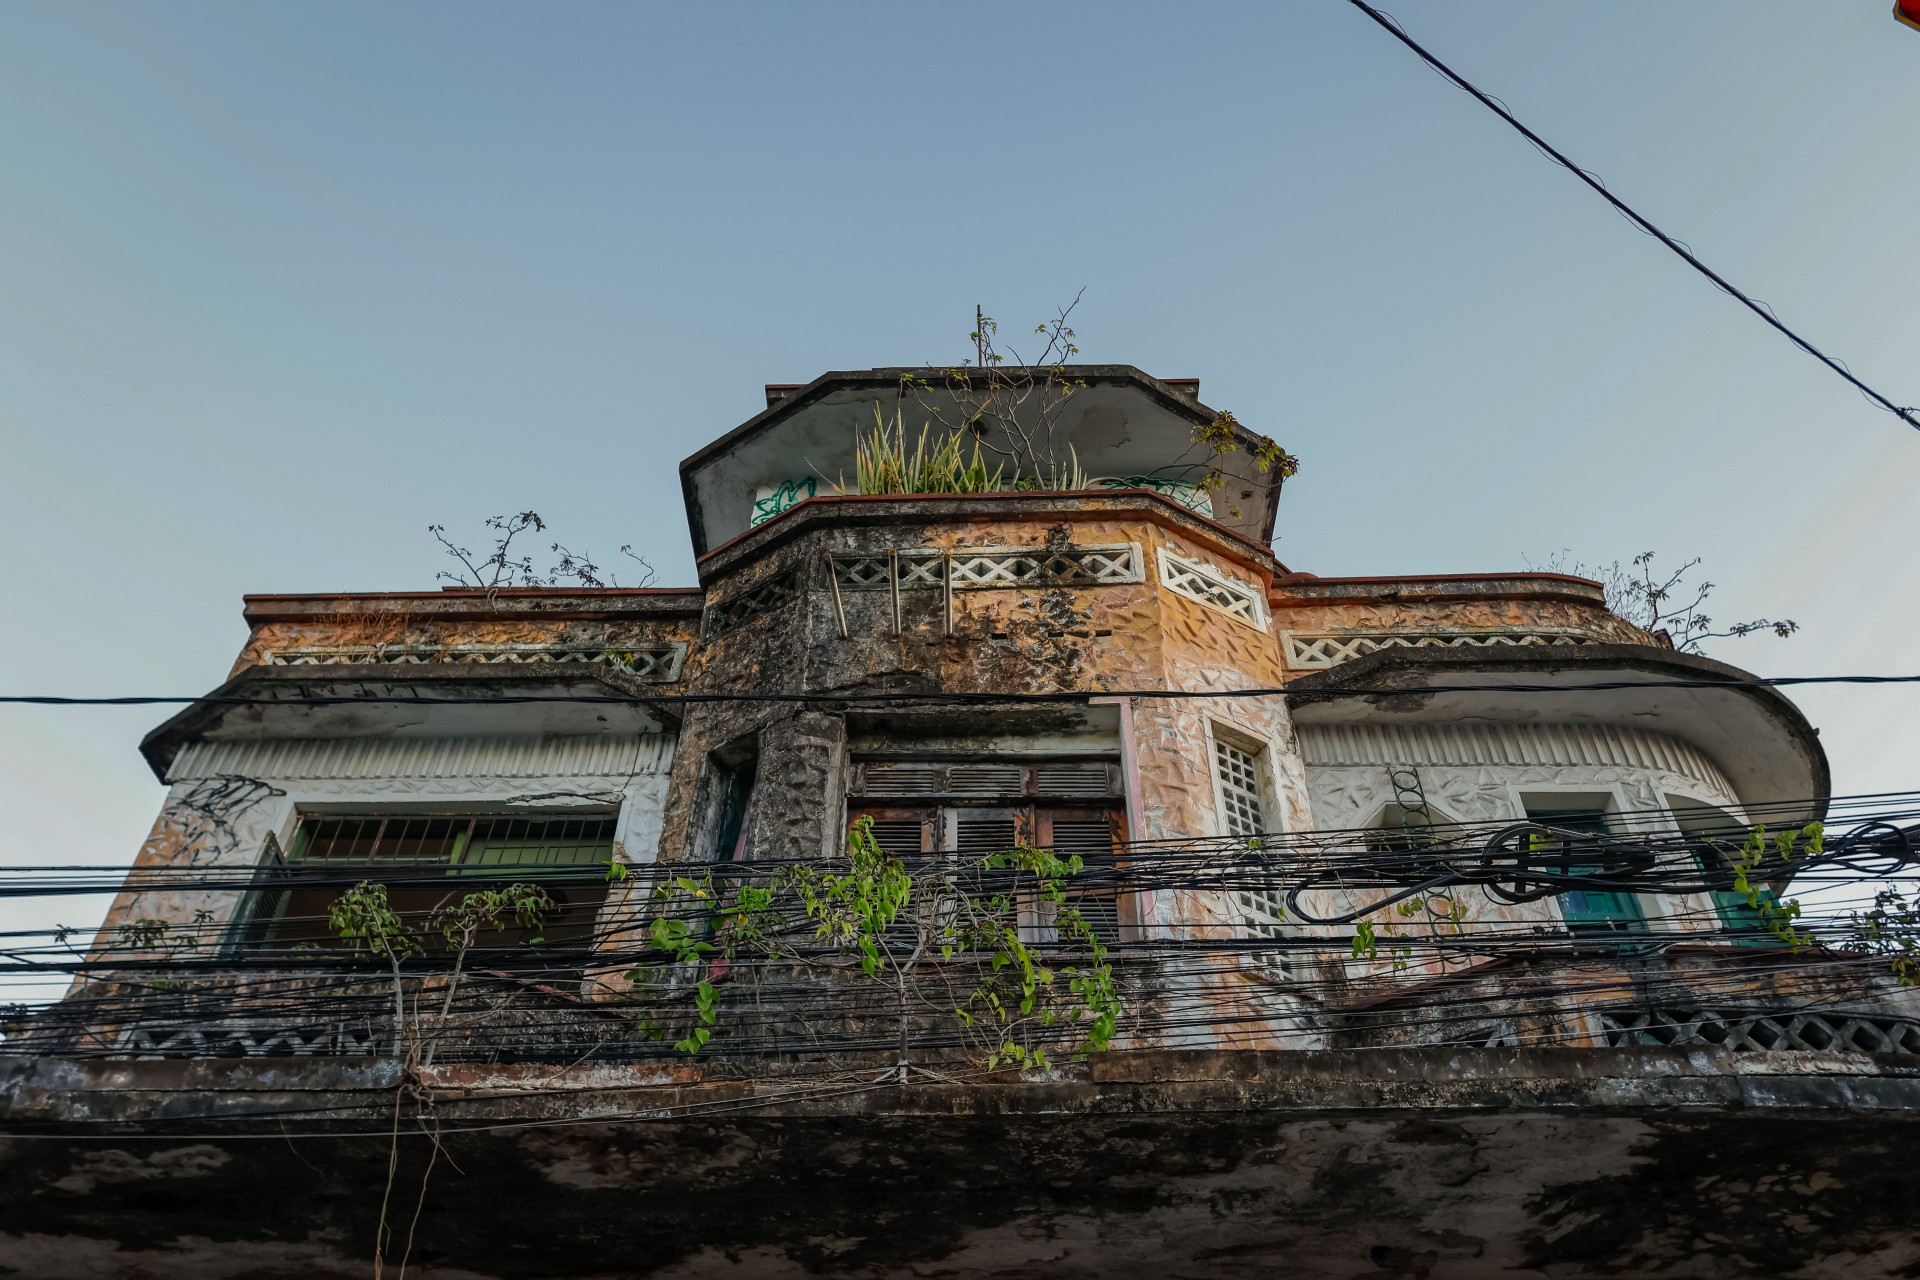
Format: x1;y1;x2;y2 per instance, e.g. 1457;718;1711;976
654;509;1288;870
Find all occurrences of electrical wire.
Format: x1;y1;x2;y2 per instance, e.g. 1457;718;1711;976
2;794;1912;1100
2;672;1919;709
1342;0;1920;433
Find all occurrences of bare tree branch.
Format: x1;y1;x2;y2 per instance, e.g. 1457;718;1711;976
430;515;658;592
1525;549;1799;655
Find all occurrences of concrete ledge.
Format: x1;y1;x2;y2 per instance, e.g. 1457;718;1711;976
7;1047;1918;1133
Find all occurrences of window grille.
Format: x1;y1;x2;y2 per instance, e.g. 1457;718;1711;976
853;759;1119;801
1157;548;1268;630
231;814;617;952
1215;739;1292;980
1214;740;1265;838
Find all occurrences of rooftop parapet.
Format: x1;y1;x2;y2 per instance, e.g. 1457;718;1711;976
679;366;1289;557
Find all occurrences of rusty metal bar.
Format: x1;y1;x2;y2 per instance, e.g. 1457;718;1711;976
889;549;901;637
825;553;848;639
942;551;953;636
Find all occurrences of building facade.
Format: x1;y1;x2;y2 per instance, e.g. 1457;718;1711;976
4;366;1916;1278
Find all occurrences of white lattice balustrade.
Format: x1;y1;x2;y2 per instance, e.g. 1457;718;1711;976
1281;630;1600;671
1157;548;1269;630
830;544;1143;591
265;643;687;681
114;1020;391;1059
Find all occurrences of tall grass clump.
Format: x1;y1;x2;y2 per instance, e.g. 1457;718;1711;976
849;407;1007;496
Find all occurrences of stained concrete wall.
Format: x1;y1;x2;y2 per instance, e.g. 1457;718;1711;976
5;1046;1919;1280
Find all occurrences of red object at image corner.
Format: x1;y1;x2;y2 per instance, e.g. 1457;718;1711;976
1899;0;1920;31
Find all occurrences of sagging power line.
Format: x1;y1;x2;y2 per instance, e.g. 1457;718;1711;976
1343;0;1920;433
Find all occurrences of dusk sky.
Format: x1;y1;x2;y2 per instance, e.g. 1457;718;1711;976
2;2;1917;960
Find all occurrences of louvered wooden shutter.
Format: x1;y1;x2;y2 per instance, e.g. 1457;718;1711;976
1040;811;1121;941
850;758;1127;947
861;814;933;859
950;815;1021;858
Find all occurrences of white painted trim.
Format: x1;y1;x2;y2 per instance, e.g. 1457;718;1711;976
1202;719;1273;840
1299;723;1734;797
168;735;675;784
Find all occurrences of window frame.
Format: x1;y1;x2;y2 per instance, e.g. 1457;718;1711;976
1664;792;1781;943
226;808;620;955
1206;723;1274;841
846;755;1131;943
1206;724;1299;981
1516;789;1650;939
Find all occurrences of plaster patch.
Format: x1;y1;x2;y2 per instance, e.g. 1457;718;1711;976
49;1144;232;1195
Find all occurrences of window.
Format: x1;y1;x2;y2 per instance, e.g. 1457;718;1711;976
1355;803;1468;894
1214;736;1294;979
1668;796;1778;942
229;814;617;952
1364;803;1467;858
711;755;759;861
848;758;1126;942
1214;739;1266;839
1524;805;1648;938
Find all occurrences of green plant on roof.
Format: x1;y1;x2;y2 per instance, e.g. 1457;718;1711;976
846;405;1008;496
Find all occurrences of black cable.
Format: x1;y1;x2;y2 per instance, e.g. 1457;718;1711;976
1343;0;1920;433
2;671;1918;709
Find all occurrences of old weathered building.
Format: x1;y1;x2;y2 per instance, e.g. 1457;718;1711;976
4;367;1916;1278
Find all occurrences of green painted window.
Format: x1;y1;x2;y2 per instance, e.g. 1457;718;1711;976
230;814;616;952
1527;807;1648;937
1667;796;1779;944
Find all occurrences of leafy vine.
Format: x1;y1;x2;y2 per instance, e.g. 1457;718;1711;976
626;815;1123;1073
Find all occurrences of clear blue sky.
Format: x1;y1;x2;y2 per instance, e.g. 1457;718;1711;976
2;2;1917;957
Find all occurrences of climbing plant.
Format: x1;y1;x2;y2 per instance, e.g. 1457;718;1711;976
1721;822;1819;951
1849;886;1920;986
627;815;1123;1074
330;880;555;1062
330;880;556;1280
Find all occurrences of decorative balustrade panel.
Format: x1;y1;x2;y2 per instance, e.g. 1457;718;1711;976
265;643;687;681
1157;548;1269;630
113;1020;391;1059
703;569;803;635
1281;630;1600;671
830;544;1144;591
1602;1007;1920;1056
